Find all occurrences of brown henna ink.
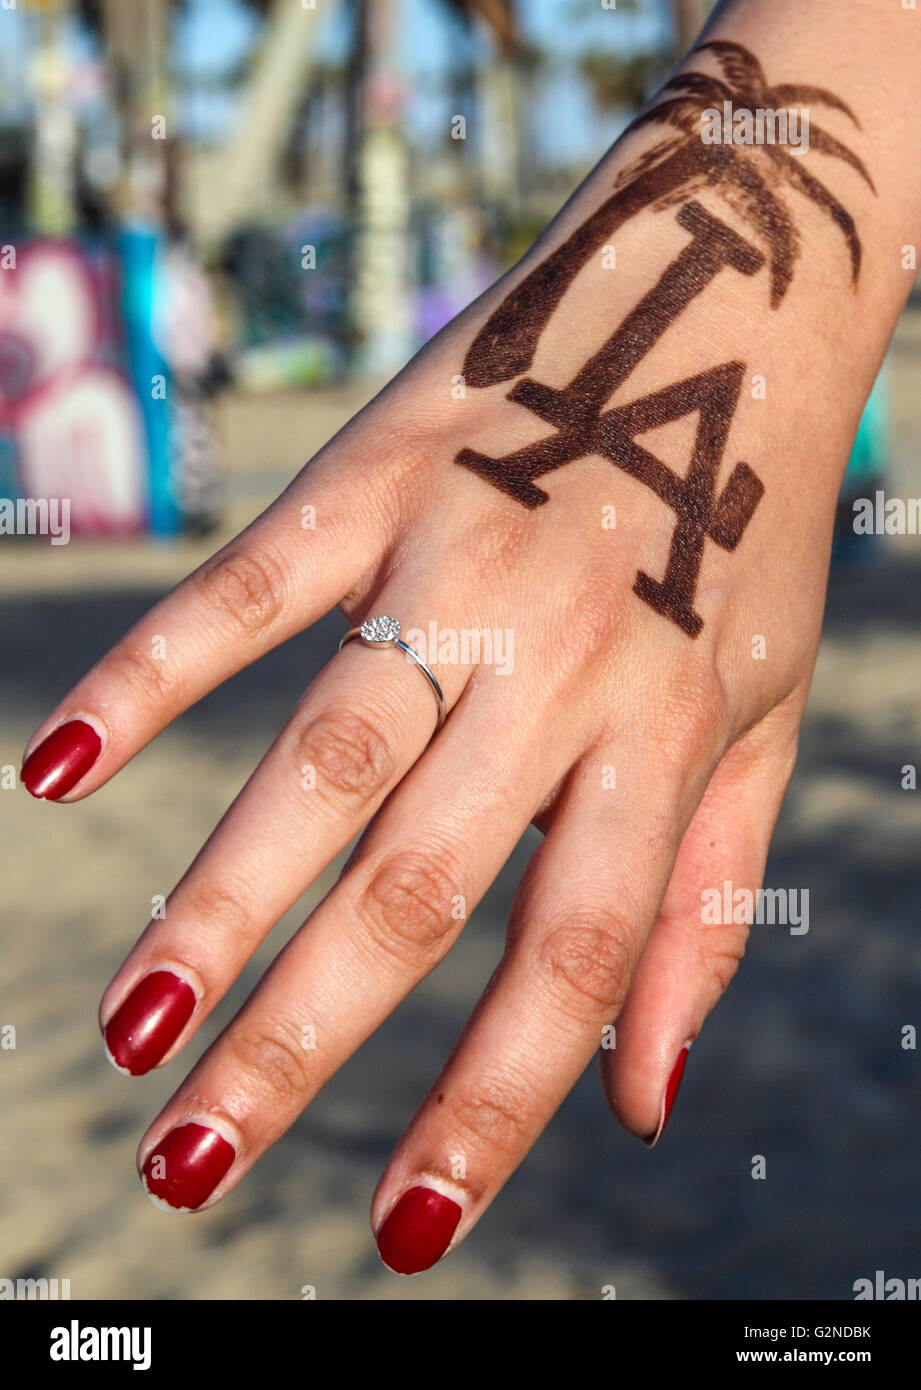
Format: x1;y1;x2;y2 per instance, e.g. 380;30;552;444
462;42;872;390
458;202;765;636
455;42;872;636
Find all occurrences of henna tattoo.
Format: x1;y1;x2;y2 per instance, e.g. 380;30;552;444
462;43;872;389
459;202;766;636
455;42;873;636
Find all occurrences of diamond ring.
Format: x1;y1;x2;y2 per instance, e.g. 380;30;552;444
338;616;446;734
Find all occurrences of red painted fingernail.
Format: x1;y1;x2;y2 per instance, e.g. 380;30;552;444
104;972;196;1076
377;1186;463;1275
142;1123;235;1211
645;1044;691;1147
21;719;101;800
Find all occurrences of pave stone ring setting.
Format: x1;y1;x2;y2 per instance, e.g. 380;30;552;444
338;615;447;734
358;615;401;645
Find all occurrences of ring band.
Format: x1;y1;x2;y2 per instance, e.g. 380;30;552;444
338;616;446;733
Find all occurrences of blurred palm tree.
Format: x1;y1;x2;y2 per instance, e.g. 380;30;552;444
580;49;665;114
568;0;670;118
443;0;516;47
574;0;717;116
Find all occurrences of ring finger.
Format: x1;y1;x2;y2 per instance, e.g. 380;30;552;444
100;603;471;1076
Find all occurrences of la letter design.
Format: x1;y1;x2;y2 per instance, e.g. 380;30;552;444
455;42;871;636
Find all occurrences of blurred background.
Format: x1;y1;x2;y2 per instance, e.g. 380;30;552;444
1;0;919;1301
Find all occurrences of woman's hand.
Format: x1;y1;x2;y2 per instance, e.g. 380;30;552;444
20;5;920;1274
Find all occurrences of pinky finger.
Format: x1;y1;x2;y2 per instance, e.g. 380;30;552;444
600;725;800;1145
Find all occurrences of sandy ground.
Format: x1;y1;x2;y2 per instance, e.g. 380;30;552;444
1;315;920;1302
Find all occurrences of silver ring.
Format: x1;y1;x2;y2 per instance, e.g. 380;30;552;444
338;616;446;733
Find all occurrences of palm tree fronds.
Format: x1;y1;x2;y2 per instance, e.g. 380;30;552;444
764;147;863;283
770;84;861;129
695;40;767;96
800;126;876;192
713;147;799;306
608;42;870;300
613;133;688;189
661;72;734;104
623;96;702;137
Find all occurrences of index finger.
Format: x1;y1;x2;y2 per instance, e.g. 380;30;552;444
20;449;396;802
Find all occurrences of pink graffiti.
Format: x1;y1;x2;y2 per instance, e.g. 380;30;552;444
0;241;147;535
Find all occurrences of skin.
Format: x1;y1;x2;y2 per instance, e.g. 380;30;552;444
21;0;921;1268
457;196;770;635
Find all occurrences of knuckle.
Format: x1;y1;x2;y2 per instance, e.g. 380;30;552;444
359;849;461;966
298;706;396;805
226;1016;314;1101
641;668;728;796
106;644;177;714
343;424;433;526
698;923;749;994
554;572;625;675
448;1076;530;1156
195;547;285;639
182;876;254;945
443;506;533;590
537;913;636;1020
701;946;743;994
660;663;729;760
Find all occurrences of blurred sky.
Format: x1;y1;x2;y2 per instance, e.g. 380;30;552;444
0;0;672;167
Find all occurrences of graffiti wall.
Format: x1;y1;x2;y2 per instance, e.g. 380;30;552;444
0;233;221;540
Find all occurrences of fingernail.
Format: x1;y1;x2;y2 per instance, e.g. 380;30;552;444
104;971;197;1076
141;1123;235;1211
21;719;102;800
377;1185;463;1275
645;1043;691;1148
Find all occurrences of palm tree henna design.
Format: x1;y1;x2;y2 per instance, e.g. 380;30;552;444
463;42;873;387
455;42;873;636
